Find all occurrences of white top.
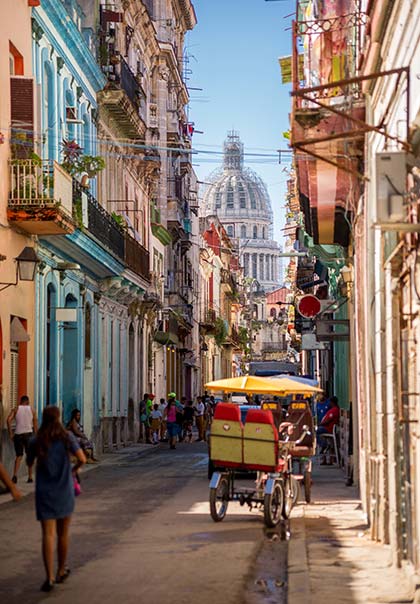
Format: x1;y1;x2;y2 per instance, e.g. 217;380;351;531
151;410;162;420
15;405;34;435
195;402;205;416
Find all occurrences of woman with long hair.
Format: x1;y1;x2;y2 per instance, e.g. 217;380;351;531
164;393;183;449
27;406;86;592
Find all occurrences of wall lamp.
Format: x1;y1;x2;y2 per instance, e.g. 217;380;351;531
0;246;40;292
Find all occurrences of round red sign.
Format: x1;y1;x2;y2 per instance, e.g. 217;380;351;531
297;294;321;318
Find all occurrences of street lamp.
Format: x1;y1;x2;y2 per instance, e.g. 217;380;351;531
0;246;40;291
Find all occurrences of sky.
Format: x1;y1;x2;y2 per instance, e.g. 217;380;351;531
186;0;296;246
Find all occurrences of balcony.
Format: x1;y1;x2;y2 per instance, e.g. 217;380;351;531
99;52;147;139
151;204;172;246
124;232;150;282
8;160;75;235
73;181;125;261
200;308;217;333
167;200;185;240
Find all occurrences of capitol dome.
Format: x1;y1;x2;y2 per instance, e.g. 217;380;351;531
202;131;280;291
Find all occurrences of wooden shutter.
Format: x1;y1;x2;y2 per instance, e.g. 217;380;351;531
10;76;34;158
10;350;19;408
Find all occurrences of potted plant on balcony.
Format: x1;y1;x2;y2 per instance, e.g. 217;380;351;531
60;139;105;184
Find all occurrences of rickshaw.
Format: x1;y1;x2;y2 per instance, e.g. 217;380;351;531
205;376;321;526
208;403;311;527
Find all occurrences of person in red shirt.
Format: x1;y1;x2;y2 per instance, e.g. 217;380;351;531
317;396;340;464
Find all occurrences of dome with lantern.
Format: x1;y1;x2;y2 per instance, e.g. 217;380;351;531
202;131;280;291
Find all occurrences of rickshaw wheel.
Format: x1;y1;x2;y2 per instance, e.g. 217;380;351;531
264;482;284;528
210;476;229;522
291;476;300;506
282;475;295;519
304;470;312;503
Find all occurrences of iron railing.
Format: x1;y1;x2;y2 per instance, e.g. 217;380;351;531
73;180;125;261
124;232;150;281
9;159;73;215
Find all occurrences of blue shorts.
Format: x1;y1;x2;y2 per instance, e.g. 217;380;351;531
167;422;180;438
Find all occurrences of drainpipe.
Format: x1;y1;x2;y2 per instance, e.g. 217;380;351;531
384;262;401;564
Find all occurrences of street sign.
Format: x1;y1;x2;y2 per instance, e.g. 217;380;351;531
315;319;350;341
297;294;321;318
301;333;330;350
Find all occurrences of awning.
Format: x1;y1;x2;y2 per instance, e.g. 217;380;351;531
10;317;30;342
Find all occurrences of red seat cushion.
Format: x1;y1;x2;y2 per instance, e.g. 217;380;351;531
214;403;242;423
245;408;275;425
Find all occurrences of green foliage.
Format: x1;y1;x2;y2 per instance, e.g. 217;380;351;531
214;317;228;347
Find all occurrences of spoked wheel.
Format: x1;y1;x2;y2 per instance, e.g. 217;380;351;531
210;476;230;522
304;470;312;504
264;482;284;528
282;475;295;519
291;476;300;506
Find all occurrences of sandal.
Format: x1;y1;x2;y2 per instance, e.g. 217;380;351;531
40;580;54;592
56;568;71;584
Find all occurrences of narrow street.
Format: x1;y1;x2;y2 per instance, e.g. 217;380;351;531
0;444;287;604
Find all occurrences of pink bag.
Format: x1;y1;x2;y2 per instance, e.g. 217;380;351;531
73;475;81;497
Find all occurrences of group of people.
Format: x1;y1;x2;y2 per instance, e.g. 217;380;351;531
139;392;216;449
1;397;88;593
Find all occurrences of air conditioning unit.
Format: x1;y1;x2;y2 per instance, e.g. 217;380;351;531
375;152;406;222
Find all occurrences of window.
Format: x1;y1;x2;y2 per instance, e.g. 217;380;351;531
270;307;277;318
239;183;246;208
240;225;247;239
259;254;264;280
249;186;257;209
262;226;266;239
226;184;234;209
244;253;249;276
227;225;234;237
9;42;24;76
252;254;257;278
253;226;258;239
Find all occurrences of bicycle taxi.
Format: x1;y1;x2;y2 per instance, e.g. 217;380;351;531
205;376;321;528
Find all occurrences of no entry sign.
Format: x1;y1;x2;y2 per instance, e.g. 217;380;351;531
297;294;321;318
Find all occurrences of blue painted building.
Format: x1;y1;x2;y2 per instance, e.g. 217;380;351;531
24;0;150;448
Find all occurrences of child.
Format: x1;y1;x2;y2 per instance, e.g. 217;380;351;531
150;403;162;445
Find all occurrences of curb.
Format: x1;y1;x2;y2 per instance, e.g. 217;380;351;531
287;514;311;604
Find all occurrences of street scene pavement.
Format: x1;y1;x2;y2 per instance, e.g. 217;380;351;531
0;443;417;604
0;442;287;604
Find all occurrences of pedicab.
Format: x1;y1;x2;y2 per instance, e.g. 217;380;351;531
205;376;322;527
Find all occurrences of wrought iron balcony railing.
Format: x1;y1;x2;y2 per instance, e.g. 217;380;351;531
124;232;150;282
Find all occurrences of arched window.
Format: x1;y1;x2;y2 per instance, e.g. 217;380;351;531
270;307;277;318
227;225;233;237
85;302;92;360
253;226;258;239
226;184;234;209
240;225;246;238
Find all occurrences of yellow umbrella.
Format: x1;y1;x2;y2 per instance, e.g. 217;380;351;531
205;375;322;396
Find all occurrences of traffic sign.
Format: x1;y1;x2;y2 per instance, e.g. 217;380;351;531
297;294;321;318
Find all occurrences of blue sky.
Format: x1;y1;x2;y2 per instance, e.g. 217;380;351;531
187;0;296;245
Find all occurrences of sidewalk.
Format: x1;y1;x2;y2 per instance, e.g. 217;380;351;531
0;442;156;505
288;463;416;604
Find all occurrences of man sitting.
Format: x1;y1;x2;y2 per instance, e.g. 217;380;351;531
316;396;339;465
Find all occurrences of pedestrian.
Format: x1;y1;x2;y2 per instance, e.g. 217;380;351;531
195;396;205;441
164;393;183;449
158;398;167;441
0;462;21;501
67;409;98;462
27;405;86;592
182;401;195;443
150;403;162;444
138;394;148;442
145;394;155;444
178;397;186;442
7;394;38;483
317;396;340;465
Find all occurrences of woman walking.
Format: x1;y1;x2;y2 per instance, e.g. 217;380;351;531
164;393;183;449
27;406;86;592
